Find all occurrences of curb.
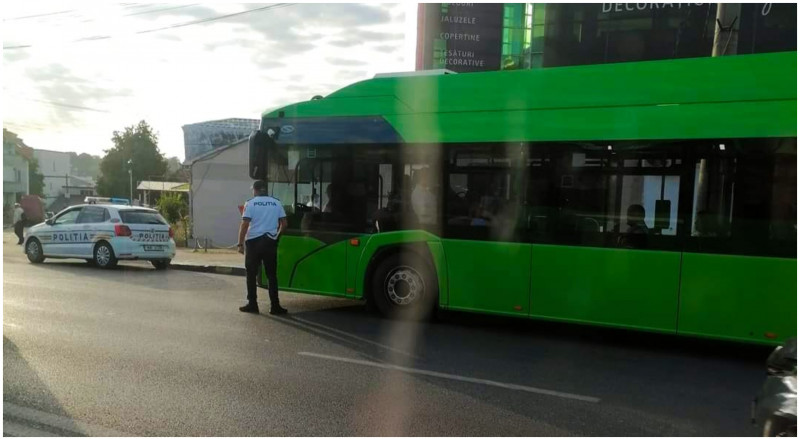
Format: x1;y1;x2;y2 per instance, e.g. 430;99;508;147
169;263;246;277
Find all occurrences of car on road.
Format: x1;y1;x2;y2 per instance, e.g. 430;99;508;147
753;338;797;436
23;204;176;270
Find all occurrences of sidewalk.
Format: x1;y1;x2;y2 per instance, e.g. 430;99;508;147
171;247;245;276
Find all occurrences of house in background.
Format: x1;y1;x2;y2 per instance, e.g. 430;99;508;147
136;181;189;207
33;149;97;208
182;118;258;163
3;130;31;224
188;138;251;247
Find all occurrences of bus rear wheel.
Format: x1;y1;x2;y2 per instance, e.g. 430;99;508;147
371;252;437;320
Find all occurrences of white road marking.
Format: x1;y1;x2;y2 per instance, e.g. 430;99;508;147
298;351;601;403
3;419;60;437
292;317;418;358
3;322;21;328
3;402;131;437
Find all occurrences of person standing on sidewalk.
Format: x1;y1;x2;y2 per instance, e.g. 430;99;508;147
13;203;25;245
237;180;288;315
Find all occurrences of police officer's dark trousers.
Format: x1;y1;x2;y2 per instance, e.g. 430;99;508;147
245;234;280;306
14;220;24;244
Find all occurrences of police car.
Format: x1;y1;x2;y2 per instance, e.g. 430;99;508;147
23;204;176;270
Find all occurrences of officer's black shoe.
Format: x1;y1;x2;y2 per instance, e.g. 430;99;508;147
269;305;288;316
239;303;259;313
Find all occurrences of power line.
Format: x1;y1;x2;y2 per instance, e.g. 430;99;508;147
134;3;294;35
123;4;201;17
3;4;295;50
3;9;77;22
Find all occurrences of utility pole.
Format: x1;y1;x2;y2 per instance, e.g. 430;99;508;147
712;3;741;57
693;3;742;232
127;159;133;204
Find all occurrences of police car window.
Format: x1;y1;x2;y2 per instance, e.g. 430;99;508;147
77;207;107;224
119;210;167;225
54;209;81;225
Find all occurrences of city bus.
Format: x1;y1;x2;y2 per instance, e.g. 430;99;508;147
249;51;796;345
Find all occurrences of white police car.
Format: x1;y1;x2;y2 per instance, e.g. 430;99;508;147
23;204;176;270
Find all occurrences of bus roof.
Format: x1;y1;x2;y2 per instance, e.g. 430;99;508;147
263;52;796;143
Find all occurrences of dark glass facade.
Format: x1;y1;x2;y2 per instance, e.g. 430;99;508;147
416;3;797;72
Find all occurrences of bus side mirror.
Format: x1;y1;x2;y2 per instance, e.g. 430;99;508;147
249;129;272;180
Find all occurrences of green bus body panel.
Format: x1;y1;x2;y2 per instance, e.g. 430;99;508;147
530;245;681;333
384;100;796;143
443;240;531;317
269;236;325;288
290;241;347;296
265;52;797;142
678;253;797;344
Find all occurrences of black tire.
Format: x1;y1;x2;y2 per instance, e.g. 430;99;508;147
151;259;170;270
25;239;45;264
762;416;796;437
93;241;118;269
371;252;437;320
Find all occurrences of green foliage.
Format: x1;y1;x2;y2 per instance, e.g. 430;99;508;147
69;152;102;179
156;192;188;225
165;156;188;182
28;157;44;196
96;121;167;198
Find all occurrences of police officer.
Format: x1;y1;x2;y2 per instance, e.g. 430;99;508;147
237;180;288;315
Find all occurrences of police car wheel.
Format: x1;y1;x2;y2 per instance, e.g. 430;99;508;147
26;239;45;264
371;252;436;320
93;242;118;269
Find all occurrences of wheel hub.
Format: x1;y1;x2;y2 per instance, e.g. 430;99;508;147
386;266;424;306
27;241;40;259
96;246;111;266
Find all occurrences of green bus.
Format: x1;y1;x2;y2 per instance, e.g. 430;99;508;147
249;51;796;345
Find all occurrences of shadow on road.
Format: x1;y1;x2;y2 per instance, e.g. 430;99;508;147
3;336;83;436
262;302;769;436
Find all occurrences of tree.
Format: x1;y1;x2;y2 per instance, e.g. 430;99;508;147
4;129;43;196
69;152;102;179
156;192;188;224
165;156;189;182
28;157;44;196
96;121;167;199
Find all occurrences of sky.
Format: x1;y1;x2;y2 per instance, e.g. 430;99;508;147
2;2;417;161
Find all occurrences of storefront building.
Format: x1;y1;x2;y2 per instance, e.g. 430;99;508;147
416;3;797;72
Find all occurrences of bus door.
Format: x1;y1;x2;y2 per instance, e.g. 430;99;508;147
527;143;683;333
282;152;350;296
345;150;394;298
442;144;532;316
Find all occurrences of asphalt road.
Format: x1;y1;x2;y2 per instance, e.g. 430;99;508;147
3;237;772;436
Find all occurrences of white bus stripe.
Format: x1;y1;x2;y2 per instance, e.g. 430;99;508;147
292;317;418;359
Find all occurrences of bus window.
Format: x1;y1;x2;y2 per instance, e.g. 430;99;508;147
688;138;796;257
444;144;523;242
526;142;683;250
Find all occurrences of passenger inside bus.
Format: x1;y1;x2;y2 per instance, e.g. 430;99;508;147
618;204;649;248
411;168;438;225
694;210;721;237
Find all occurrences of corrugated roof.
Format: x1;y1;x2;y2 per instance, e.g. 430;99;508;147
137;181;188;192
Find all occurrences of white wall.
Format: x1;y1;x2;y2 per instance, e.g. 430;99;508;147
34;150;71;201
190;141;254;247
